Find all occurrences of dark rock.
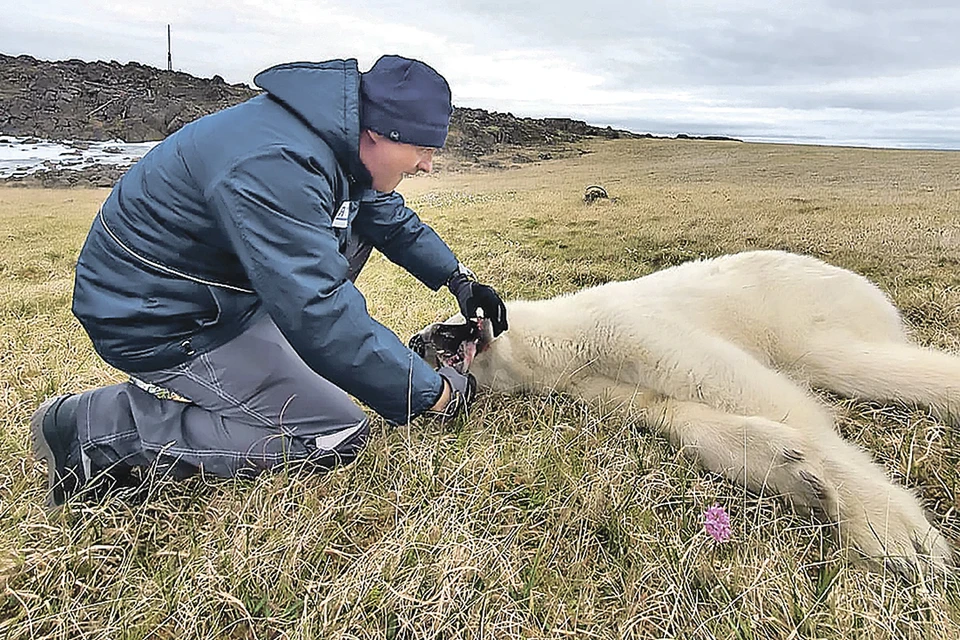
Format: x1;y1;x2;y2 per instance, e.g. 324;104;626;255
675;133;742;142
4;163;133;188
0;53;259;143
0;53;658;187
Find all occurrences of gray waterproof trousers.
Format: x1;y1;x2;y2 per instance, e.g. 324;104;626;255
76;240;375;479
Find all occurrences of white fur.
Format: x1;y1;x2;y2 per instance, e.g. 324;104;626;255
445;250;958;576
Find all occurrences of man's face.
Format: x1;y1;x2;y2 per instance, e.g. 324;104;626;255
359;130;437;192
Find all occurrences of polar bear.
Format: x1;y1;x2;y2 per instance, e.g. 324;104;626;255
412;250;957;577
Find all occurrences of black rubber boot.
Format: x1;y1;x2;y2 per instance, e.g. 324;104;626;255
30;394;84;508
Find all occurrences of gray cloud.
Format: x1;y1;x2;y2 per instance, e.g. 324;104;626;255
3;0;959;149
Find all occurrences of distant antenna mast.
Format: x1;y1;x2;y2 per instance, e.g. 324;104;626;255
167;24;172;71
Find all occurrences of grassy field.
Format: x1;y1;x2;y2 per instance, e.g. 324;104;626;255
2;138;960;638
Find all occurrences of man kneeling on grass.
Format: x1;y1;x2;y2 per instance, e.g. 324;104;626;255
30;55;508;507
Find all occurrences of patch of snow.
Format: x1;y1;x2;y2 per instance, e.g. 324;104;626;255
0;137;160;178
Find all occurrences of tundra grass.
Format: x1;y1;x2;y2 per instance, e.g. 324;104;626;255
2;138;960;639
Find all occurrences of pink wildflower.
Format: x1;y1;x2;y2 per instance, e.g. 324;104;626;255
703;504;731;543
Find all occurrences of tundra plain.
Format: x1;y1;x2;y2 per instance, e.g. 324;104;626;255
2;138;960;639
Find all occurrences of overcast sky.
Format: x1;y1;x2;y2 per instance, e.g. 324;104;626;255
4;0;959;150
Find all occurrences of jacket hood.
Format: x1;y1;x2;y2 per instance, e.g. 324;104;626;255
253;59;369;183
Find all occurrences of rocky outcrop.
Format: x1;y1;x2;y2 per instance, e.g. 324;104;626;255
0;53;640;149
0;54;258;142
447;107;637;160
0;53;736;187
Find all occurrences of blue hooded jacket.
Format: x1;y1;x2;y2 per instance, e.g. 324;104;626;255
72;59;459;424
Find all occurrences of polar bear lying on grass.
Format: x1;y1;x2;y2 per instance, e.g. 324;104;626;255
412;250;956;577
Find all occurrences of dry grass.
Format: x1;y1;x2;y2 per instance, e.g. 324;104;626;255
2;138;960;638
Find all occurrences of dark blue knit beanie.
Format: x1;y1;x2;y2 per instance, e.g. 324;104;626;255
360;55;453;148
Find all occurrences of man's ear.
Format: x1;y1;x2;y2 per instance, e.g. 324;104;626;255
358;129;379;159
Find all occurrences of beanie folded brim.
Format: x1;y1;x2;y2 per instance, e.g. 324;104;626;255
362;100;449;148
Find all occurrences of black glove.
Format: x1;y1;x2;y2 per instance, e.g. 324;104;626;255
429;365;477;420
447;271;508;337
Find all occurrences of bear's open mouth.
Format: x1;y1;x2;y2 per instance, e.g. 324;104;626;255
428;319;485;372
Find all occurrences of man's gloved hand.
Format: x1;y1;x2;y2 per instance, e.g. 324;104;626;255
447;269;508;337
430;365;478;420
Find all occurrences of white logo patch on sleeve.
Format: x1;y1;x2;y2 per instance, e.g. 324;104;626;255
332;201;353;229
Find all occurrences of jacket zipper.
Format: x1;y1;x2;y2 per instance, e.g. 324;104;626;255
97;208;256;294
